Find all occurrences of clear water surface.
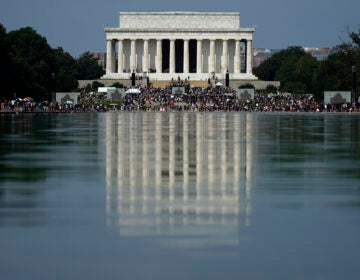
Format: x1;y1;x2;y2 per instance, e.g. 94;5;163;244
0;112;359;280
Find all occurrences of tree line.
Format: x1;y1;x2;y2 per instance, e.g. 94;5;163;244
1;23;359;101
254;29;360;100
0;24;104;100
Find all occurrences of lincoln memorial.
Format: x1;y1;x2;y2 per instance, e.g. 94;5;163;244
103;12;257;81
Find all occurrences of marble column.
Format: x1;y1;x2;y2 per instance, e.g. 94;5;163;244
221;39;228;73
234;40;241;74
143;39;149;72
117;39;123;73
183;39;189;73
106;39;113;74
130;39;136;72
209;39;216;73
156;39;162;73
246;40;252;74
196;40;202;73
170;39;176;74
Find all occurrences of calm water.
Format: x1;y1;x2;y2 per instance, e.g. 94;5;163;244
0;112;359;280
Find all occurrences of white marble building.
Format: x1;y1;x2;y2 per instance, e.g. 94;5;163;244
103;12;257;81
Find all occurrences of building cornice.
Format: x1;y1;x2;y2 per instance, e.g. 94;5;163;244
104;28;254;33
119;11;240;16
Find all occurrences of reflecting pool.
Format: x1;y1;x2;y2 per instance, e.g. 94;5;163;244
0;112;359;279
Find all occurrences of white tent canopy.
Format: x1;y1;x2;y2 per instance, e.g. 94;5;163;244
125;88;141;94
215;82;223;87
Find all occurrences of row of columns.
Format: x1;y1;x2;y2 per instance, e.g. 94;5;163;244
106;38;253;75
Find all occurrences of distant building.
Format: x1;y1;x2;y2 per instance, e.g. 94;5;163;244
90;52;106;68
303;47;334;61
252;48;281;68
252;47;334;68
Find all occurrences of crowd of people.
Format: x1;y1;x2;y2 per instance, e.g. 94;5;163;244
1;86;359;113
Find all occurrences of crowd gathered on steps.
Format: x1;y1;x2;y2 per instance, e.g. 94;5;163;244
1;86;359;113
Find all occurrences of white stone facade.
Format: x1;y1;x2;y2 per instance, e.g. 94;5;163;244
103;12;257;81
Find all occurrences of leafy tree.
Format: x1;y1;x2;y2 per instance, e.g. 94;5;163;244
91;81;104;91
0;24;12;98
254;46;318;95
282;81;307;94
7;27;55;99
53;47;78;91
265;84;278;93
239;83;255;89
111;82;124;88
315;28;360;98
253;59;275;81
75;52;105;80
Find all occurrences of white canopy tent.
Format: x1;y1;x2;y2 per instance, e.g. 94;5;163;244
125;88;141;94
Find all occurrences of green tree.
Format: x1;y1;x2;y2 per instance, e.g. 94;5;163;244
111;82;124;88
91;81;104;91
265;84;278;93
315;28;360;97
0;24;12;98
7;27;55;99
239;83;255;89
53;47;78;92
254;46;318;95
75;52;105;80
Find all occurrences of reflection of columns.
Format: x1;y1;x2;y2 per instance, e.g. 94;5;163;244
233;114;241;198
196;115;203;200
106;39;113;74
234;40;241;74
105;114;112;214
117;114;125;219
117;39;123;73
142;114;149;201
208;115;216;200
246;40;252;74
220;114;227;198
143;39;149;72
245;114;253;226
169;114;175;200
183;114;189;200
130;115;136;204
196;39;202;73
183;39;189;73
156;39;162;73
209;39;216;73
170;39;175;74
221;40;228;73
155;114;162;200
130;39;136;71
245;114;253;199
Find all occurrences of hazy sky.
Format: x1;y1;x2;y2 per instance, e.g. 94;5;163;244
1;0;359;57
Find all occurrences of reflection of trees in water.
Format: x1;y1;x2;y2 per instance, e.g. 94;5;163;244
0;113;101;226
262;114;360;182
0;115;53;225
0;166;47;182
0;115;52;184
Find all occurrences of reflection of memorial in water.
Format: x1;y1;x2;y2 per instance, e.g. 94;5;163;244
104;113;255;248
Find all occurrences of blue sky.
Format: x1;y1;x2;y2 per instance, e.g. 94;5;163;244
1;0;359;57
